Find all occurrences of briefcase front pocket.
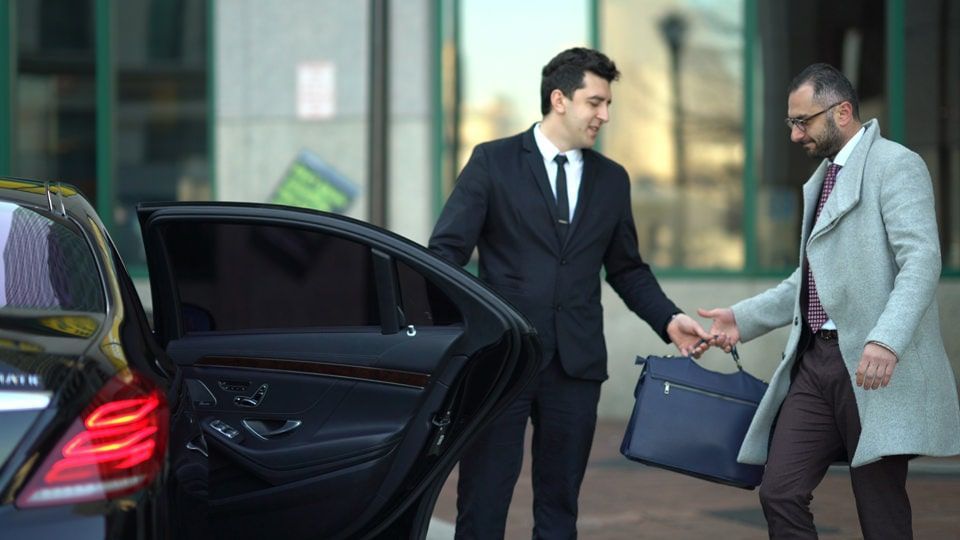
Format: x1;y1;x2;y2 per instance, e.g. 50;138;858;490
620;354;767;489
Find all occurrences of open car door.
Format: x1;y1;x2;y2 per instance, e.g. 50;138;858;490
138;202;540;539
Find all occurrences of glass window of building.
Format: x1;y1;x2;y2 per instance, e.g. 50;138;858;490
903;0;960;269
14;0;97;200
443;1;959;275
452;0;591;183
8;0;210;270
601;0;745;270
114;0;210;267
754;1;887;270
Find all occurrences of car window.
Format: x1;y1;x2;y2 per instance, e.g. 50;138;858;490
161;221;381;333
396;260;462;327
0;202;105;313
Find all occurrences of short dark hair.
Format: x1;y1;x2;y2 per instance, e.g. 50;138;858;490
540;47;620;116
789;63;860;119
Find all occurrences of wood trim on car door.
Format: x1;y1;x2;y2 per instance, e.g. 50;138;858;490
196;355;431;389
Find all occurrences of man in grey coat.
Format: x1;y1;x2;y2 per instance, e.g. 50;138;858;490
700;63;960;538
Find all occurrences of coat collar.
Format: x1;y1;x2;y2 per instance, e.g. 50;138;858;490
804;119;881;242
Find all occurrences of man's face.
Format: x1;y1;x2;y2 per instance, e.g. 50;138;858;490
558;71;612;149
787;83;844;159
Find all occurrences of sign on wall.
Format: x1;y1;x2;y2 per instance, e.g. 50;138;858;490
271;149;359;213
297;61;336;120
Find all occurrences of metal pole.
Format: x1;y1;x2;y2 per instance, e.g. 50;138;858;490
368;0;389;227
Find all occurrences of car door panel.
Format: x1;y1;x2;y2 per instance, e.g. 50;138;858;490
166;329;461;483
139;203;539;539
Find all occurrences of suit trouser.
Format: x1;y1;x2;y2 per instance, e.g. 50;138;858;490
455;354;602;540
759;332;911;539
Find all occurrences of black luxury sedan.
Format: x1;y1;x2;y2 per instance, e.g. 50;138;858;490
0;177;540;539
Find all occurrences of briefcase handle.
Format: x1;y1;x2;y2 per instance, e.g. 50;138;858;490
638;343;743;371
696;336;743;371
729;346;743;371
697;339;743;371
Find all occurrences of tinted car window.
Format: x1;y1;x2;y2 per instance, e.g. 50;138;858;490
396;260;462;327
161;222;380;333
0;202;105;313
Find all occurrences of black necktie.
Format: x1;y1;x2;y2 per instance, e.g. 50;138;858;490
554;154;569;240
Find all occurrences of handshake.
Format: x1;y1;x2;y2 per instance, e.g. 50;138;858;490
664;307;739;358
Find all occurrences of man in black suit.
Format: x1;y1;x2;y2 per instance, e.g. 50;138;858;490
429;47;711;539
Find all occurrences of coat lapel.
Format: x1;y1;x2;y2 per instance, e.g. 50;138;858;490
801;161;827;244
521;128;564;248
807;120;879;243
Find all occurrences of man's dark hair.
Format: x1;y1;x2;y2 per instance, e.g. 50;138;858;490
789;63;860;120
540;47;620;115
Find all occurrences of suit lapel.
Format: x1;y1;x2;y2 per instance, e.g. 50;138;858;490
521;128;565;248
565;150;597;247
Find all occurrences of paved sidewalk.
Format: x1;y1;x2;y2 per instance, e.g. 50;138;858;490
430;420;960;539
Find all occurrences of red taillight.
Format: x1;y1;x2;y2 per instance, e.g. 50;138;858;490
16;370;169;508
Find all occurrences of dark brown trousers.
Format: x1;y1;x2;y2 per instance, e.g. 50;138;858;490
759;332;912;539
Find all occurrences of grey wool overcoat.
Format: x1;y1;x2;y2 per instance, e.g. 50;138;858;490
732;119;960;468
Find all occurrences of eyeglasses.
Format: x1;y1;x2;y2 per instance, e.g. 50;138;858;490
784;102;844;132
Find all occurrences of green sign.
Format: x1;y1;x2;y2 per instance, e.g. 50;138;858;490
271;150;359;213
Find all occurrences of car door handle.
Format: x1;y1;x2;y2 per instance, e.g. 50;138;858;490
242;419;302;440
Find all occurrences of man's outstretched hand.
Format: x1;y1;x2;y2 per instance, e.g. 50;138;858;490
666;313;714;358
697;307;739;352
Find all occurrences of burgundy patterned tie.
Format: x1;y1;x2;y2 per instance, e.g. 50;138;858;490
806;163;841;332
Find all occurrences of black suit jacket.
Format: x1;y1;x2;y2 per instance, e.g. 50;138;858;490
429;127;678;381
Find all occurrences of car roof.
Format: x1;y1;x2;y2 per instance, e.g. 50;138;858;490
0;177;95;221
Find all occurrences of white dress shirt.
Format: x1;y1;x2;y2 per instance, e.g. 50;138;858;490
533;123;582;223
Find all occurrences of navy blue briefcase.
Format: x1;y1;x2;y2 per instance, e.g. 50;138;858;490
620;349;768;489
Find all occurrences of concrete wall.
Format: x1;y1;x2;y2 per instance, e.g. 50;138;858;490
214;0;433;243
216;0;369;212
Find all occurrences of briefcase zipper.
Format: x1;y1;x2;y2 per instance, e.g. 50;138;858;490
661;381;758;406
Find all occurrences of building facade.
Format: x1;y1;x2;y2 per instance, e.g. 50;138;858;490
1;0;958;417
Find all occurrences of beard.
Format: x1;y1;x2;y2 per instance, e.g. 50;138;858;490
806;115;844;159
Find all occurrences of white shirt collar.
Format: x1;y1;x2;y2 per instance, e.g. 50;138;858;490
533;123;583;165
832;126;866;167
